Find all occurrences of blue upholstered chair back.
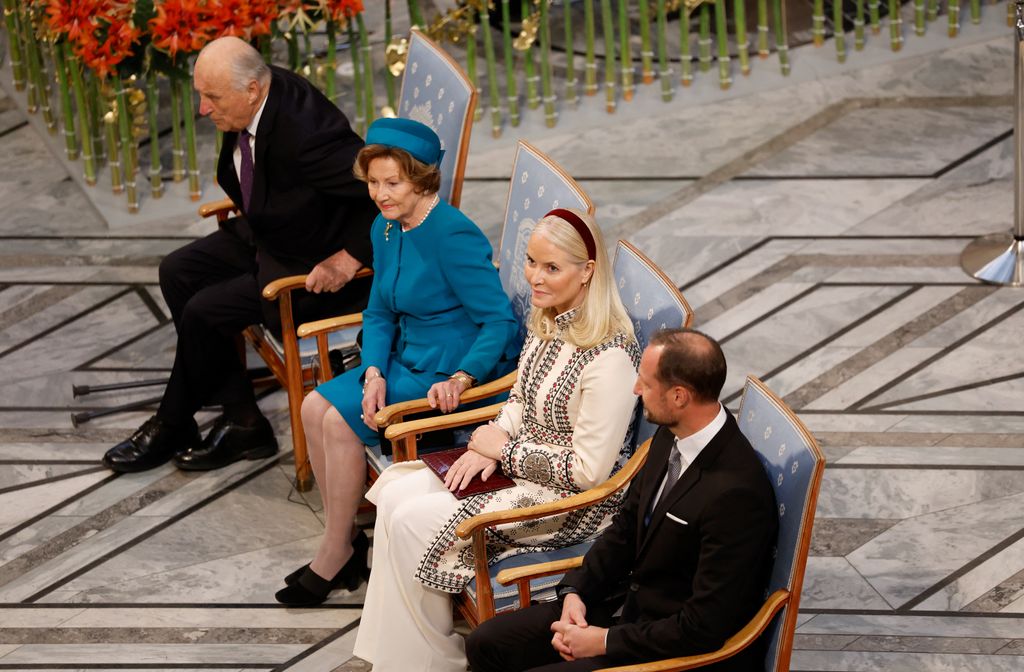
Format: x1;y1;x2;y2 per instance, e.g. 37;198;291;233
497;141;593;340
398;28;476;207
612;241;693;448
737;377;825;672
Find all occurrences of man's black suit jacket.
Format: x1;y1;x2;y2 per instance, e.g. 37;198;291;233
561;414;778;670
217;65;378;279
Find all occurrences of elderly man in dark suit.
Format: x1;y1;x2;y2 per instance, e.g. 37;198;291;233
466;328;778;672
103;36;378;474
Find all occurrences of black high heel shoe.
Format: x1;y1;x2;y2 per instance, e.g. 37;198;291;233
276;531;370;606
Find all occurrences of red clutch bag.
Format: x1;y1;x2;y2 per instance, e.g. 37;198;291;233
422;446;517;500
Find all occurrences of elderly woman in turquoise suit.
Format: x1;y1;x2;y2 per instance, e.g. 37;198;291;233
275;118;520;606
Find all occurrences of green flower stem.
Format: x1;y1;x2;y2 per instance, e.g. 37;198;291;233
869;0;880;33
523;0;539;110
356;13;375;126
286;31;299;71
145;75;162;198
2;0;26;91
773;0;790;75
948;0;960;36
501;0;520;125
347;21;365;134
115;82;138;212
325;21;337;105
889;0;902;48
638;0;653;84
169;75;184;181
384;1;396;110
757;0;770;57
178;77;200;202
51;41;78;160
855;0;865;49
407;0;424;28
734;0;750;74
88;74;105;163
656;0;672;101
812;0;825;45
617;0;634;100
479;0;503;137
698;4;711;73
714;0;731;89
600;0;617;112
1009;1;1015;27
540;0;556;126
834;0;846;62
105;112;122;194
68;55;95;184
927;0;939;22
680;4;693;85
584;0;598;95
970;0;980;24
564;0;578;106
914;0;925;34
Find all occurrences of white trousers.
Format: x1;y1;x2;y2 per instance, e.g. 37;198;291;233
354;467;464;672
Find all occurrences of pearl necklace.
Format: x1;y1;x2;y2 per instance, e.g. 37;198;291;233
384;193;439;242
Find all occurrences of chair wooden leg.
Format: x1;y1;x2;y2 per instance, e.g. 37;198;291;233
279;292;314;492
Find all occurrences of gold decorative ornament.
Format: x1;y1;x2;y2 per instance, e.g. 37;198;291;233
514;11;540;51
386;36;409;76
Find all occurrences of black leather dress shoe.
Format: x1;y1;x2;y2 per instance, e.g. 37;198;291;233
173;415;278;471
102;416;201;474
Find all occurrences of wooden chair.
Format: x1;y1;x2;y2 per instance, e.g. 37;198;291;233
196;28;477;491
304;140;594;481
496;376;827;672
383;240;694;626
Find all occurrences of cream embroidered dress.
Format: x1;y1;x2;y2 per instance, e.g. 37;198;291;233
356;310;641;671
367;309;642;593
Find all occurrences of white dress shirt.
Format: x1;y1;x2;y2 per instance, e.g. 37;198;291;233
649;404;728;508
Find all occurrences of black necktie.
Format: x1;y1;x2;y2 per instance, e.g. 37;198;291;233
238;129;254;211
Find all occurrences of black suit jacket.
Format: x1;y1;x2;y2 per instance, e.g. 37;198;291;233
562;414;777;670
217;66;378;278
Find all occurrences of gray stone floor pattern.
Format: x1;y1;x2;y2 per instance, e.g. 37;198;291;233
1;5;1023;671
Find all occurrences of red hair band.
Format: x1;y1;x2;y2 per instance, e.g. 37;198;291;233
544;208;596;261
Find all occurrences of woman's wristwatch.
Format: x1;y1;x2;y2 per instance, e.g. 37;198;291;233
449;371;475;389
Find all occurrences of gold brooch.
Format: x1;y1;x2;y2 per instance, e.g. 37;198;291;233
384;221;393;242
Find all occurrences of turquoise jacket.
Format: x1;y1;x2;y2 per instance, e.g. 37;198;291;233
360;200;520;382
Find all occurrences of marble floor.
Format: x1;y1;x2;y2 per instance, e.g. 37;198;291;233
1;5;1024;671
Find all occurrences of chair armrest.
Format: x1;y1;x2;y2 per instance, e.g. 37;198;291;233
594;589;791;672
262;275;309;300
374;371;518;428
198;197;237;219
496;556;584;586
297;313;365;339
454;439;651;540
382;402;505;441
264;268;373;302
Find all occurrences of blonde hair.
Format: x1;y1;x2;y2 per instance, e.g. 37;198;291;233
527;209;634;349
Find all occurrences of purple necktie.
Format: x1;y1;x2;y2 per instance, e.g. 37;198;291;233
238;128;254;212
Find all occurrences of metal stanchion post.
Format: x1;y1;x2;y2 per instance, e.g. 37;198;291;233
961;0;1024;286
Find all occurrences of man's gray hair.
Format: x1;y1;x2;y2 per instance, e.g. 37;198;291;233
229;44;271;91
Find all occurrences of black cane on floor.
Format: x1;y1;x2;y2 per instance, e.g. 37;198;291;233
961;0;1024;285
71;395;164;427
72;378;169;398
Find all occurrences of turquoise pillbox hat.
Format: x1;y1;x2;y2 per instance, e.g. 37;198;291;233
365;118;444;166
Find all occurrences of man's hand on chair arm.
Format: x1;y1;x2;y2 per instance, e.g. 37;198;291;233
306;249;362;293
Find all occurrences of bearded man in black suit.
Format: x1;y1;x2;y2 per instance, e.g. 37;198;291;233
103;36;378;474
467;328;778;672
